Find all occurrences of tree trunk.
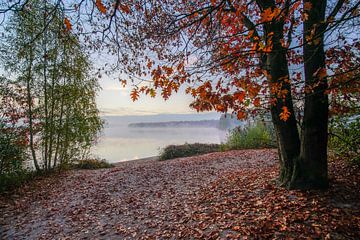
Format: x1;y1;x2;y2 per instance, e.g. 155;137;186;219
289;0;329;189
42;1;49;170
26;47;40;172
268;53;301;188
264;17;301;187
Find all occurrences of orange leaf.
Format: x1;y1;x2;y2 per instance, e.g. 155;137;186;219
261;7;281;22
119;4;131;14
232;226;241;231
313;68;327;80
64;17;72;32
147;61;153;69
234;91;246;102
130;89;139;101
248;84;260;99
120;79;127;87
237;111;246;119
96;0;107;14
253;98;261;107
215;104;225;112
279;106;291;121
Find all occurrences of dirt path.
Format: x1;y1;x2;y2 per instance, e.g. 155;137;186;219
1;149;359;239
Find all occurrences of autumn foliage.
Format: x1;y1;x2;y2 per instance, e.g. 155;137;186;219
0;0;359;190
67;0;360;189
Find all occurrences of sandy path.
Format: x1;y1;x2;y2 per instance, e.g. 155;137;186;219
1;149;359;239
0;150;275;239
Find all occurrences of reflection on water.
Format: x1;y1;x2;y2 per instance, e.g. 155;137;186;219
92;119;227;162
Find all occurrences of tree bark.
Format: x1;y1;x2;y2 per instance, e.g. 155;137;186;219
264;14;301;187
26;46;40;171
289;0;329;189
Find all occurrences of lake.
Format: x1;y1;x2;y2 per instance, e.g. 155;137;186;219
91;114;228;162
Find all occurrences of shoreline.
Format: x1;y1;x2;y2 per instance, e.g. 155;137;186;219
112;156;159;166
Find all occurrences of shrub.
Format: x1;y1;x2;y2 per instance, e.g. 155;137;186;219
0;170;33;193
329;115;360;165
0;122;29;193
0;125;27;174
159;143;220;160
73;158;113;169
223;121;276;150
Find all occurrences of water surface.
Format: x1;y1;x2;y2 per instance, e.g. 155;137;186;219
92;114;227;162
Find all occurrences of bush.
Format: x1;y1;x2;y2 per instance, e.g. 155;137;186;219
0;123;29;193
329;115;360;164
223;121;276;150
72;158;113;169
0;125;27;174
159;143;220;160
0;170;33;193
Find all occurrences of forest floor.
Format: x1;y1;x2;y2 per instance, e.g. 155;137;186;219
0;149;359;239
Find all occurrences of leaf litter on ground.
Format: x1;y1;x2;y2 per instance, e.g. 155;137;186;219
0;149;359;239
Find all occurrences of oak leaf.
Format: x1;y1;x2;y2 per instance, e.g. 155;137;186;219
64;17;72;32
130;89;139;101
96;0;107;14
279;106;291;121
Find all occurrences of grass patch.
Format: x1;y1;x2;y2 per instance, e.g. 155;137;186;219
159;143;220;160
222;121;276;150
72;158;114;169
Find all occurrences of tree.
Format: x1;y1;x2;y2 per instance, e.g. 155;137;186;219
1;0;358;189
0;0;103;171
74;0;358;189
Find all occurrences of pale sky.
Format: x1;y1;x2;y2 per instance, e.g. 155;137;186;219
93;50;206;116
96;75;198;116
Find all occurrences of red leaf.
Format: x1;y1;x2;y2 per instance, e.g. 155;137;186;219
64;17;72;32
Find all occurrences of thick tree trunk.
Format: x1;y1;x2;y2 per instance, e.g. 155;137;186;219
264;18;301;187
289;0;329;189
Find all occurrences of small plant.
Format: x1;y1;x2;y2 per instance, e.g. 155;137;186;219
0;170;34;193
0;122;30;193
73;158;114;169
222;121;276;150
329;115;360;165
159;143;220;160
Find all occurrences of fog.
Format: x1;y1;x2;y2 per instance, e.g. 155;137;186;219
91;113;227;162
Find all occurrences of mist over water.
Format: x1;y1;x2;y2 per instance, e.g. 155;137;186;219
91;113;227;162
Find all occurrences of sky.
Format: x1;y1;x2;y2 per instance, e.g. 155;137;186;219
97;74;199;116
93;50;207;117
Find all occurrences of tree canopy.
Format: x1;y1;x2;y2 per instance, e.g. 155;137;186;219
0;0;359;189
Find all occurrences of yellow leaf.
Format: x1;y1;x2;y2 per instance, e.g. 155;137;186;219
149;88;156;97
